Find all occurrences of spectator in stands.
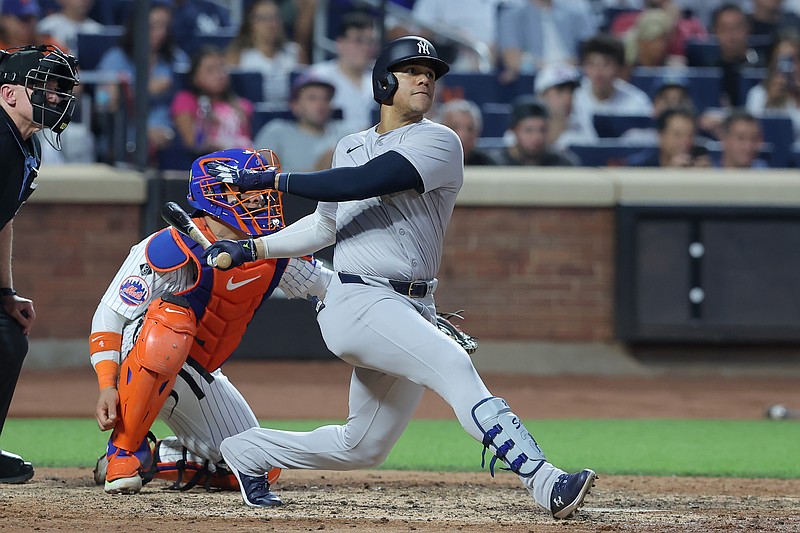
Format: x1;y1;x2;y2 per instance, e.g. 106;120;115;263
309;11;379;134
0;0;67;50
704;3;765;107
609;0;707;59
624;106;706;166
279;0;316;65
716;108;769;167
533;61;595;148
171;45;254;159
389;0;508;73
171;0;231;55
748;0;800;42
572;34;653;139
490;97;579;166
226;0;300;107
745;30;800;141
497;0;597;84
437;99;498;166
0;0;39;49
651;76;695;111
95;1;189;162
621;76;695;144
37;0;101;54
253;73;349;171
624;8;687;68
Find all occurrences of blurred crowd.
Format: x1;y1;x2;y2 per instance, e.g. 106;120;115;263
5;0;800;170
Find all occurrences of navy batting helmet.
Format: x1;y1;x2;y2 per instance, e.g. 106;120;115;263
372;36;450;104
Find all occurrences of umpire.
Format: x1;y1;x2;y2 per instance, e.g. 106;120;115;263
0;44;78;483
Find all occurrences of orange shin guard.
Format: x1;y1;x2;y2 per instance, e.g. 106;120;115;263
112;295;197;453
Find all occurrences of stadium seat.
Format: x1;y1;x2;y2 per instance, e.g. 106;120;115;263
685;39;721;67
567;140;655;167
758;114;794;168
593;113;655;138
739;67;767;101
686;35;772;67
251;105;345;136
184;28;238;56
440;73;535;106
630;66;723;112
76;28;125;71
229;71;265;104
480;103;511;138
252;107;294;136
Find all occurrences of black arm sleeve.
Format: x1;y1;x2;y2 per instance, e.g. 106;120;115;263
276;150;422;202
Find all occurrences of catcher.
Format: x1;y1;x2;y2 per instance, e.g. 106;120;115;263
90;148;331;496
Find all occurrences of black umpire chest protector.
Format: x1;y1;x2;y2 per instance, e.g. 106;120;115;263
0;105;41;230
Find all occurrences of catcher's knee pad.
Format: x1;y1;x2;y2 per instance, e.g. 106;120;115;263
472;396;546;478
113;295;196;453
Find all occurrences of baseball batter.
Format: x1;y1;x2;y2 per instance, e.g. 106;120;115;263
205;37;596;519
90;148;330;497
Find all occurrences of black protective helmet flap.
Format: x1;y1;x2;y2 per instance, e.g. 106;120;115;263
372;36;450;104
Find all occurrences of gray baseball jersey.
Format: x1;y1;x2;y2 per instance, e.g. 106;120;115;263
321;118;462;280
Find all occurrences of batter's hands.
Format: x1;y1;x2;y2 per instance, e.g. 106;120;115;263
206;161;278;192
1;293;35;335
96;387;119;430
204;238;258;270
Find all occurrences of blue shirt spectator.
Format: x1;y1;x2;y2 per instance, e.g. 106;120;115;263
497;0;597;84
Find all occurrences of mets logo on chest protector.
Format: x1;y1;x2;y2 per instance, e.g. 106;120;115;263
119;276;150;306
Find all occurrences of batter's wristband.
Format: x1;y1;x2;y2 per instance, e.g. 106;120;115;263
276;172;290;193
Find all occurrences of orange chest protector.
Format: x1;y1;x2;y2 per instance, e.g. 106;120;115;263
146;222;287;372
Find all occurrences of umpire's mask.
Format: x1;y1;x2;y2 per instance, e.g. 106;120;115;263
0;44;80;150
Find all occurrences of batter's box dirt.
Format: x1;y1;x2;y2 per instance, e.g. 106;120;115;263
1;468;798;532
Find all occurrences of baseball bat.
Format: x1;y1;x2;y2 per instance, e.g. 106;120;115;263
160;201;232;269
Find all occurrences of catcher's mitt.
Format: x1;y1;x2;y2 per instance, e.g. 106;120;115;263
436;310;478;355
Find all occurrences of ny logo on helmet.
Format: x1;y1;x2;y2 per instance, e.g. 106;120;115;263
417;40;430;55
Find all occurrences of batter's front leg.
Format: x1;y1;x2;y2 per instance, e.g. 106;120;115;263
221;366;423;475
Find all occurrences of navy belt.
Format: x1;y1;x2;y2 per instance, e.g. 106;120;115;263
338;272;432;298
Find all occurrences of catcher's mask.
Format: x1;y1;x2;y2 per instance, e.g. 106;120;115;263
188;148;285;236
372;35;449;104
0;44;79;149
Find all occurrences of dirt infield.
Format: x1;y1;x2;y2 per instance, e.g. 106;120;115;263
3;360;800;532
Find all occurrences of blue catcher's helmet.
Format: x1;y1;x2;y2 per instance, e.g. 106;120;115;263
188;148;284;236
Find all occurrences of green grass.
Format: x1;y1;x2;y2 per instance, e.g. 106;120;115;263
1;418;798;478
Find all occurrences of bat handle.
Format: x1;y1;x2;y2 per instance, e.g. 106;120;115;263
216;252;232;269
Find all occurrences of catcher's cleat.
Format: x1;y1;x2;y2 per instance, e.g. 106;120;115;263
550;469;597;519
0;450;34;484
103;434;155;494
228;464;283;507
